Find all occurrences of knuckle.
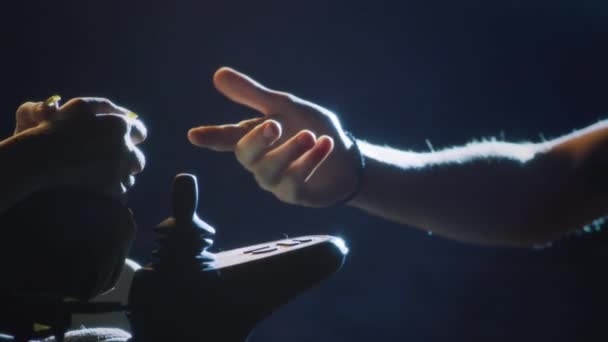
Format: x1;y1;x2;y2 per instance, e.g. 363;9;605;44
271;92;295;107
15;102;38;123
130;148;146;174
252;164;280;188
84;97;113;107
235;141;252;166
16;101;36;113
278;176;303;204
237;119;261;131
253;173;275;192
91;97;112;106
67;98;90;111
64;97;114;115
61;98;94;118
252;160;271;177
132;120;148;141
234;146;246;165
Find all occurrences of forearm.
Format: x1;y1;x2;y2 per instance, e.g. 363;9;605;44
350;138;593;247
0;130;48;213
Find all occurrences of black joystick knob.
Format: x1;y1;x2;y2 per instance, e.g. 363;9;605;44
172;173;200;221
152;174;215;271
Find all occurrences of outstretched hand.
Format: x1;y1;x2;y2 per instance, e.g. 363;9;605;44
188;67;358;207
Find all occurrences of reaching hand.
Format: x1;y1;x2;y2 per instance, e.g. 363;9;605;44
13;97;147;202
188;67;358;207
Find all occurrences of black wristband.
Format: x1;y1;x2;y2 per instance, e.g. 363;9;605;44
333;131;365;207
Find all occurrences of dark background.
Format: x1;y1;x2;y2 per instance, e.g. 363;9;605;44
2;0;608;341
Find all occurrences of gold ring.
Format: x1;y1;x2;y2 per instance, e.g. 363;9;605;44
44;94;61;108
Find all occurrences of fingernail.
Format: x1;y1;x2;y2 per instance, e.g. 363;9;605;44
318;135;334;147
44;94;61;108
127;111;138;119
263;121;278;140
298;131;316;147
33;323;51;332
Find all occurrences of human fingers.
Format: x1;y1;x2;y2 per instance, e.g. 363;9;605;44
58;97;146;143
213;67;293;115
59;97;129;117
276;136;334;204
123;175;136;189
123;115;147;145
92;114;146;175
234;120;282;168
252;130;317;188
187;117;264;151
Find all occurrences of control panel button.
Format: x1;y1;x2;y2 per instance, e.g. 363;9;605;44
252;247;278;255
243;245;271;254
276;241;301;247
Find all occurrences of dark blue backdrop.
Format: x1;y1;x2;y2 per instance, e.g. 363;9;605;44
2;1;608;341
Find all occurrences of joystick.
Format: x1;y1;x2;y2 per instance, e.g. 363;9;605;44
152;174;215;271
128;174;348;341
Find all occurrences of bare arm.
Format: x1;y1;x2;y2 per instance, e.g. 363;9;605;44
189;67;607;247
351;123;606;246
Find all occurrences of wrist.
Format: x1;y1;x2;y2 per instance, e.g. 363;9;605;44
348;149;375;209
347;143;396;211
333;132;365;207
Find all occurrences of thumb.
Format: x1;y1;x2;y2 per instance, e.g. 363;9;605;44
14;101;52;134
213;67;288;115
14;95;62;134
